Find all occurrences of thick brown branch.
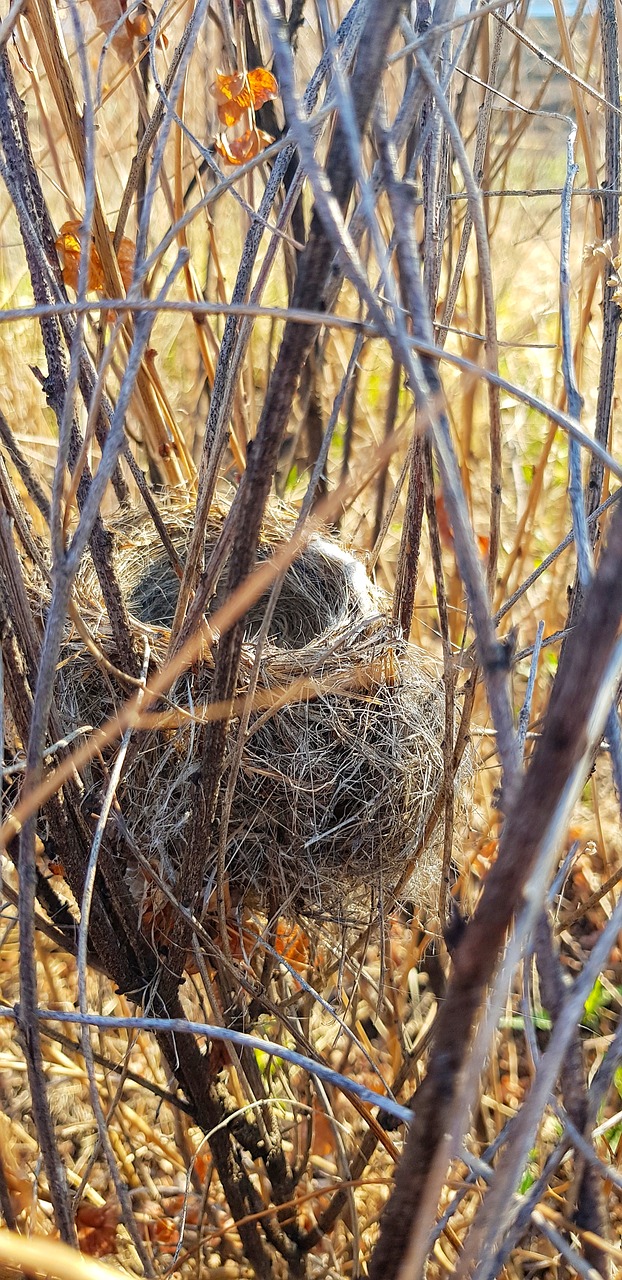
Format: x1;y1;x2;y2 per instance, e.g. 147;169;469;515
369;494;622;1279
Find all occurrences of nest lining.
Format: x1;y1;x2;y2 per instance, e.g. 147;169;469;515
77;495;377;647
58;494;468;923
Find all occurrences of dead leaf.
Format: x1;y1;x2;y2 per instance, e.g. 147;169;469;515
55;221;104;294
76;1202;120;1257
162;1192;203;1225
193;1151;211;1183
434;490;454;550
125;10;150;38
55;220;136;297
311;1101;334;1157
145;1213;180;1254
85;0;133;60
86;0;167;60
116;236;135;291
246;66;279;110
213;127;273;166
212;71;249;127
211;66;278;127
275;920;309;973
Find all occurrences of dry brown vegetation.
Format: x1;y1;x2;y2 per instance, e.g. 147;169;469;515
0;0;622;1276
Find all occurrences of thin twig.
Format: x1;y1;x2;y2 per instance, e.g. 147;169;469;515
0;1007;416;1128
517;619;544;757
76;644;153;1274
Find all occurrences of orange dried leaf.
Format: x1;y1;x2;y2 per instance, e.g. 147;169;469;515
214;128;273;166
124;5;168;47
211;66;278;126
85;0;134;60
218;99;245;127
116;237;135;291
146;1216;180;1254
55;221;135;298
76;1202;120;1257
246;66;278;109
212;69;248;104
193;1152;212;1183
275;921;309;973
479;839;498;860
212;71;250;127
55;221;104;294
125;11;151;38
434;490;454;549
311;1102;334;1157
164;1192;202;1225
86;0;166;58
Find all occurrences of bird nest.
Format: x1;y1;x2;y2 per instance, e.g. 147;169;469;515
57;495;470;926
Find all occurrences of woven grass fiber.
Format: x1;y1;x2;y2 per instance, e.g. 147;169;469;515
57;493;470;925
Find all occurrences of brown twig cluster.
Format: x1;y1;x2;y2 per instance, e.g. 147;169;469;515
0;0;621;1275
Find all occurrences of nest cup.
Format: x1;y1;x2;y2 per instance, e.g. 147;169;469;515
60;495;468;924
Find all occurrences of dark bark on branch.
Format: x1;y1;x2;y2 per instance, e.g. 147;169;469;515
0;50;138;677
0;410;51;523
369;495;622;1279
0;573;150;995
563;0;620;638
586;0;621;528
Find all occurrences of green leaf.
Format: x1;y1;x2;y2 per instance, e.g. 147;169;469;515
584;977;610;1026
607;1123;622;1154
254;1048;283;1077
614;1065;622;1100
285;464;298;493
518;1149;539;1195
500;1010;552;1032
